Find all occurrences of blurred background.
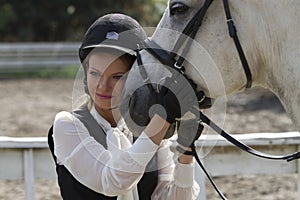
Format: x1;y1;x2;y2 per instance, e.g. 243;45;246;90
0;0;167;137
0;1;297;200
0;0;166;42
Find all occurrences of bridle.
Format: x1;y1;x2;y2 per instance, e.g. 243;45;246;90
134;0;300;199
142;0;216;109
145;0;252;90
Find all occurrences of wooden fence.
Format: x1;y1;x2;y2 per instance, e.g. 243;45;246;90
1;132;300;200
0;42;81;72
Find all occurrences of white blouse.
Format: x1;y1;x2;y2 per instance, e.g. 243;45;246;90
53;106;200;200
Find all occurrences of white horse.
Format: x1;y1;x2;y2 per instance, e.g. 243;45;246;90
123;0;300;131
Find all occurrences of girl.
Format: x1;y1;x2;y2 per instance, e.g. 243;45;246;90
48;13;200;200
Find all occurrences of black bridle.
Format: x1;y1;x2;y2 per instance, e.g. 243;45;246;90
143;0;215;109
144;0;252;90
135;0;300;199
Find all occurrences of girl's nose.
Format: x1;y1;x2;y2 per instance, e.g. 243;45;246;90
97;77;111;90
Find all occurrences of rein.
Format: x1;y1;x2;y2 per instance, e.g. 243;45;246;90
223;0;252;88
135;0;300;199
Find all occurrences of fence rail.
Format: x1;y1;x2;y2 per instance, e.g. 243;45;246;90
0;42;81;72
1;132;300;200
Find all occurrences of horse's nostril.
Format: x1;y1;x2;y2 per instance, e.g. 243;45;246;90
128;86;152;126
119;85;152;137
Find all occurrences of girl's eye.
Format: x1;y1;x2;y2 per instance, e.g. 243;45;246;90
89;71;100;77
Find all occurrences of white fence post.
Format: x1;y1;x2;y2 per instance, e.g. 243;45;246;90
298;145;300;200
24;148;35;200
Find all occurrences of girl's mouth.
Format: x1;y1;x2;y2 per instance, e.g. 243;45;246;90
96;93;112;100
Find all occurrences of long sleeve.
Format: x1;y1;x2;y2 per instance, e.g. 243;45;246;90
53;111;158;196
151;140;200;200
53;109;200;199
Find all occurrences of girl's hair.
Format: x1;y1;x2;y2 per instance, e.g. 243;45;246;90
83;48;136;71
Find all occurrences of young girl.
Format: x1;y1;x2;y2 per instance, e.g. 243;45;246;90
48;13;200;200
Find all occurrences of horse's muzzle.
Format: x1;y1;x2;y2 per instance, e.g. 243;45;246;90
120;84;175;139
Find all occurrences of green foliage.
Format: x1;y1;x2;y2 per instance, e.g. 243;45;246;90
0;0;167;42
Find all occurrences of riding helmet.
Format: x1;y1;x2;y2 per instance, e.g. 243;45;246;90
79;13;147;63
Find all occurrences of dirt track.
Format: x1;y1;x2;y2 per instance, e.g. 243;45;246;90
0;79;298;200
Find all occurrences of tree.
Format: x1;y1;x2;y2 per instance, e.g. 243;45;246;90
0;0;167;42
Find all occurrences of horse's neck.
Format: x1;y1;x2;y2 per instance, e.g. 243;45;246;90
236;1;300;130
205;0;300;129
266;66;300;131
264;46;300;130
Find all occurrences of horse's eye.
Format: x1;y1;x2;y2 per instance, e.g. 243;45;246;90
170;3;189;16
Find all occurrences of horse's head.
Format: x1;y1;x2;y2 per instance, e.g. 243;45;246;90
150;0;300;131
120;0;300;162
119;0;237;132
153;0;256;95
123;0;254;100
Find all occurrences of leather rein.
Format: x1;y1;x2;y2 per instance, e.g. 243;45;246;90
135;0;300;199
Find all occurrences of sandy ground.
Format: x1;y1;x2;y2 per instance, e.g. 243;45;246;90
0;79;298;200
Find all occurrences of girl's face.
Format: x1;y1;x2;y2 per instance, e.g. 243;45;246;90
86;52;131;112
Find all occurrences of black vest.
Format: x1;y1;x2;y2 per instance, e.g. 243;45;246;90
48;106;158;200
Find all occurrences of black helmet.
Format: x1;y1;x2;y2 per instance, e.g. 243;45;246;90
79;13;147;63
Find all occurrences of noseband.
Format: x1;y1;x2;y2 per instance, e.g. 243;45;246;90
135;0;300;199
